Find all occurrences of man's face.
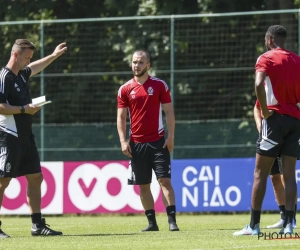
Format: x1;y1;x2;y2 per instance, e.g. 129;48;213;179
265;35;272;51
16;48;34;70
132;53;149;77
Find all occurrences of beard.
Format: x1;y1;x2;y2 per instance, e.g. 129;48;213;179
133;67;147;77
265;44;270;51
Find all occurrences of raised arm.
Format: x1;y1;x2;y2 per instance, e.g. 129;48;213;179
28;42;67;77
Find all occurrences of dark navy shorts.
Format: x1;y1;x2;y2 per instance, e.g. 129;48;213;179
128;137;171;185
257;112;300;158
269;157;282;175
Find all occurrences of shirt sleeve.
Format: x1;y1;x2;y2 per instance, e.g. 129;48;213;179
160;81;172;104
0;75;11;104
255;54;270;75
117;85;128;108
255;100;260;108
20;66;32;81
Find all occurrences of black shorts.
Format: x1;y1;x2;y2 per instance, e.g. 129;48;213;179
270;157;282;175
256;112;300;158
128;137;171;185
0;132;41;178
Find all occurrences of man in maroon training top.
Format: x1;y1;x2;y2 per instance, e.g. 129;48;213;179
117;50;179;232
234;25;300;236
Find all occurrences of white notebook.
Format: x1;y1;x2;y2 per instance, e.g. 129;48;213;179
32;96;52;107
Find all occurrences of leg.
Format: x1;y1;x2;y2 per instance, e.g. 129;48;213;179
265;174;285;229
151;137;178;231
251;154;275;211
0;178;11;238
271;174;285;207
266;157;286;229
26;173;62;236
139;184;158;231
127;141;158;232
234;154;275;236
158;178;175;207
0;178;11;208
139;184;154;211
271;174;285;219
26;173;43;214
281;155;297;226
158;178;179;231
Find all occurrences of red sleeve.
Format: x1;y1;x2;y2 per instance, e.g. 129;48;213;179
117;86;128;108
255;100;260;108
160;81;172;104
255;54;270;75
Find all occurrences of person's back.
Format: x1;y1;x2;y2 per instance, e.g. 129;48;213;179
256;48;300;119
234;25;300;236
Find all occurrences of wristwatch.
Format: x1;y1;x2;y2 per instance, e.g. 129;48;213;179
20;105;25;114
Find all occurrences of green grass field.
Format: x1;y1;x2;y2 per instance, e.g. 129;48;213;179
0;214;299;250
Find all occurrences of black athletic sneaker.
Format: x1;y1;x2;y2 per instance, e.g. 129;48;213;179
31;218;63;236
141;224;159;232
0;221;10;238
169;222;180;231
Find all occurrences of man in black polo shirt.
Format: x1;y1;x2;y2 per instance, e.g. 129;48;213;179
0;39;67;238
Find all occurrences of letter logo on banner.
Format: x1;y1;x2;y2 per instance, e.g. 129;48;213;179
182;165;241;208
63;161;164;213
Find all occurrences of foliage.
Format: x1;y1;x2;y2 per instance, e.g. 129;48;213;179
0;0;296;123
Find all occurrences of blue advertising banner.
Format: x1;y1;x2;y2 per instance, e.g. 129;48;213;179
172;158;300;212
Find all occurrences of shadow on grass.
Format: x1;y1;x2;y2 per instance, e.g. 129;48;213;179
63;233;141;237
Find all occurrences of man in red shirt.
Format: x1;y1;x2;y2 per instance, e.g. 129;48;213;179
253;102;297;229
234;25;300;236
117;50;179;232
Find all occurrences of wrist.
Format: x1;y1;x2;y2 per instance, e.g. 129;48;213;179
20;105;25;114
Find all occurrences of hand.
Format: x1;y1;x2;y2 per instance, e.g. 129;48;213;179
163;137;174;153
121;141;132;158
24;104;42;115
262;110;274;119
52;42;67;58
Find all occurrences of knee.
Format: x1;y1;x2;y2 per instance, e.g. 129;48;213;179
253;168;268;180
158;178;172;188
27;173;43;186
139;184;151;193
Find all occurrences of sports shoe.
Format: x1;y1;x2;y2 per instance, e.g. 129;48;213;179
292;219;297;228
31;218;63;236
266;219;284;229
266;219;297;229
279;223;293;234
233;224;260;236
141;224;159;232
169;222;180;231
0;221;10;238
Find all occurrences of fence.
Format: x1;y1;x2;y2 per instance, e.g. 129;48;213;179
0;9;299;161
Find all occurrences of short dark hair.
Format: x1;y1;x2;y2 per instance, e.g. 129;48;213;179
266;25;287;39
13;39;36;53
133;50;150;63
